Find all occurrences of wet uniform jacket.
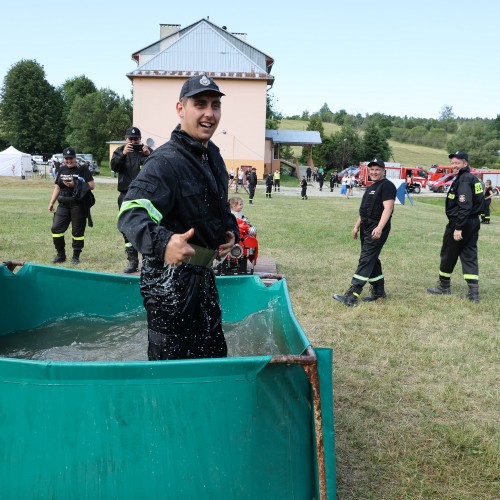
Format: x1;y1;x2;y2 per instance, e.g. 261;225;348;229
118;126;239;259
445;166;484;228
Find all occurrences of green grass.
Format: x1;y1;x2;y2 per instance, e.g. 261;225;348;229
279;119;451;168
1;177;499;499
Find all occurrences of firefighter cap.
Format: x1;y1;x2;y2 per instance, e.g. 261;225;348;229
367;158;385;168
179;74;225;100
448;151;468;162
62;147;76;158
125;127;141;138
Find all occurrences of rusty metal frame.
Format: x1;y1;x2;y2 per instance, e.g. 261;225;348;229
269;346;327;500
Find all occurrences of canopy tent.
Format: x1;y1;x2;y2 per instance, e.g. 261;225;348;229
0;146;32;176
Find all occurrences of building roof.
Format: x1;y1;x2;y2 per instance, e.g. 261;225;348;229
265;130;322;146
128;18;274;85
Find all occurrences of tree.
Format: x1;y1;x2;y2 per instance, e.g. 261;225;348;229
363;123;392;161
319;103;334;123
0;59;64;154
66;89;132;163
447;121;498;167
266;93;282;130
439;105;455;121
61;76;97;129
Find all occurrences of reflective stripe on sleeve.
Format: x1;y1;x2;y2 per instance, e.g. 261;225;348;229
118;199;163;225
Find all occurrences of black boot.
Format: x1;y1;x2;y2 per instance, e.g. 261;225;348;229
71;250;81;265
461;283;480;303
52;253;66;264
362;281;387;302
123;247;139;273
333;285;362;307
427;277;451;295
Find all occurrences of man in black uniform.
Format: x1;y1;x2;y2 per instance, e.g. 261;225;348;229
48;147;94;265
247;167;258;204
427;151;484;303
118;74;239;360
333;158;396;307
110;127;152;273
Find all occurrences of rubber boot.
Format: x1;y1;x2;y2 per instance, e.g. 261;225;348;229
427;277;451;295
52;253;66;264
333;285;363;307
123;247;139;273
71;250;81;265
461;283;480;303
362;281;387;302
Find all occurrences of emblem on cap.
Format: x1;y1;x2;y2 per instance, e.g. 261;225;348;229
132;128;137;134
200;75;211;86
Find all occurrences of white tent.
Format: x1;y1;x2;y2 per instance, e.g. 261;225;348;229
0;146;32;177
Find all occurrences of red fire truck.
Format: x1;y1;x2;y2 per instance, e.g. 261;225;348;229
358;163;428;191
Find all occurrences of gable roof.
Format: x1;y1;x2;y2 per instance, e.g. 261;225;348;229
266;130;322;146
128;18;274;85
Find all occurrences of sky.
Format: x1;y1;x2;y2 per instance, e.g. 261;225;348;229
1;0;499;120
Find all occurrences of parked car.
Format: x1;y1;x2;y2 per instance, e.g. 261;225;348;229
429;173;455;193
88;161;100;175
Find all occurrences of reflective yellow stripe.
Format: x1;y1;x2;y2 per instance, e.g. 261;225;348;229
463;274;478;280
474;182;483;194
447;193;455;199
52;233;65;238
368;275;384;282
125;242;133;248
439;271;452;278
119;199;163;225
73;236;85;241
353;274;369;282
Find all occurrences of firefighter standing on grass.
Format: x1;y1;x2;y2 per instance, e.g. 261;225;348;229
110;127;152;273
332;159;396;307
48;147;94;265
427;151;484;303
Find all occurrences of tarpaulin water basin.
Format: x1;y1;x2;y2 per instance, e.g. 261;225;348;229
0;262;335;499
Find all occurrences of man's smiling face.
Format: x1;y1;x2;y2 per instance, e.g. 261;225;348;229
177;92;221;145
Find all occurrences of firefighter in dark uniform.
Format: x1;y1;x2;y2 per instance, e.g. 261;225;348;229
48;147;94;265
428;151;484;303
110;126;152;273
118;74;239;361
248;167;258;204
333;158;397;307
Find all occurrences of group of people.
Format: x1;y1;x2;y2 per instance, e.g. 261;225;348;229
47;74;488;364
333;151;486;306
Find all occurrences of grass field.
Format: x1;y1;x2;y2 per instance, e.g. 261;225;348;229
279;118;451;168
1;177;499;499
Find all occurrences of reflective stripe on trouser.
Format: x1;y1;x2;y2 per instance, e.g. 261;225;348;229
51;203;86;251
351;221;391;288
439;219;479;283
141;258;227;361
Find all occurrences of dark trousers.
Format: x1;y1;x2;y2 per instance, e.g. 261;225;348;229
266;185;272;194
439;218;480;282
118;191;134;247
141;259;227;360
248;184;256;200
301;187;307;198
274;180;280;191
51;202;86;253
351;220;391;287
481;200;491;221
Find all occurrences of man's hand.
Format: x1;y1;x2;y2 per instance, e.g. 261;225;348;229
453;229;463;241
123;143;133;155
218;231;236;258
352;226;359;240
163;228;196;265
371;226;382;239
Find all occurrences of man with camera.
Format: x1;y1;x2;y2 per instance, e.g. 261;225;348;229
111;127;152;273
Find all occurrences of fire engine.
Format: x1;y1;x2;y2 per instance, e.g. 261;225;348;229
358;163;428;192
214;216;258;275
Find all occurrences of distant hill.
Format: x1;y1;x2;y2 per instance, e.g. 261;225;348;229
279;119;450;168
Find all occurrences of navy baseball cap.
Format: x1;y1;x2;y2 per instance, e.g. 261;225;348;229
125;127;141;138
179;74;225;99
367;158;385;168
448;151;468;161
63;147;76;158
